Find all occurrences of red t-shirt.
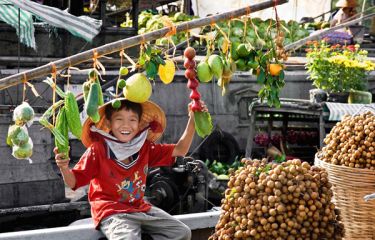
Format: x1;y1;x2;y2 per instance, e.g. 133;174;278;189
71;138;176;228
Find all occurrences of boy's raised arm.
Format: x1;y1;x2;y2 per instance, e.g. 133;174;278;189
172;102;208;157
172;112;195;157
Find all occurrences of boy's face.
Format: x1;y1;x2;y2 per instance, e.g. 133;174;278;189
109;109;140;143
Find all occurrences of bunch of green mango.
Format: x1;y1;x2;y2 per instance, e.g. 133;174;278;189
214;18;309;57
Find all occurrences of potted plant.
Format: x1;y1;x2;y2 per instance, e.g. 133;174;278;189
305;40;375;103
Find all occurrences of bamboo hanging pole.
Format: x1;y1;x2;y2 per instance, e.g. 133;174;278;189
0;0;288;91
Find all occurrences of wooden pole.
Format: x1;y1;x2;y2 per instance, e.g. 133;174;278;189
0;0;288;91
284;11;375;52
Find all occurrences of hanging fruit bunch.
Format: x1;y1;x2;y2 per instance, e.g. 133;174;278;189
198;12;288;107
111;66;129;109
253;14;287;108
184;47;213;138
7;102;35;161
258;8;287;108
196;23;235;96
116;44;175;104
209;158;344;240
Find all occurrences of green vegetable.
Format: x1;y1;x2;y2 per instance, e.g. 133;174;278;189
86;82;100;123
38;100;67;147
94;78;104;106
194;111;213;138
82;81;91;102
65;91;82;139
55;107;69;159
217;174;229;180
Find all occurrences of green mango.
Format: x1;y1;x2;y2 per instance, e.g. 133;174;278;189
197;61;213;83
194;111;213;138
236;43;253;58
208;55;223;79
235;58;247;71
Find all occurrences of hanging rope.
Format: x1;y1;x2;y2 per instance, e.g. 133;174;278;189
50;62;57;125
22;73;27;102
92;49;106;76
163;17;177;37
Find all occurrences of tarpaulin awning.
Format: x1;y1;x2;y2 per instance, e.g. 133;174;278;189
0;1;35;49
0;0;102;49
324;102;375;121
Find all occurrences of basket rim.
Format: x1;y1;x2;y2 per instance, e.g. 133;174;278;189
315;153;375;175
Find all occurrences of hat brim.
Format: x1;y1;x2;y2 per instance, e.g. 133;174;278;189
81;98;166;148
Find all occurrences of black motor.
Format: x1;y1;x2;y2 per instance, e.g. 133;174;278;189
145;157;209;215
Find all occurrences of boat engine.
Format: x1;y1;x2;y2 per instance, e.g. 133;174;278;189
145;157;209;215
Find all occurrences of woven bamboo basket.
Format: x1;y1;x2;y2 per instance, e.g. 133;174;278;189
315;155;375;240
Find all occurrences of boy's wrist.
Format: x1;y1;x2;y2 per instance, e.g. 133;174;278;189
59;166;70;171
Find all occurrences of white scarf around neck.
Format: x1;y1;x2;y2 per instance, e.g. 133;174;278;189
90;125;148;161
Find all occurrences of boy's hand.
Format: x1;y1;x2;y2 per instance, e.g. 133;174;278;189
53;147;70;170
188;100;208;118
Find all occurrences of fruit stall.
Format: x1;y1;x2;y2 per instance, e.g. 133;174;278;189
0;0;375;239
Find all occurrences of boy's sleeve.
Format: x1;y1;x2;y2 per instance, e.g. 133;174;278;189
148;142;176;168
71;143;100;190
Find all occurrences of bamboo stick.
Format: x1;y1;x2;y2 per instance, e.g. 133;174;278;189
0;0;288;91
284;12;375;52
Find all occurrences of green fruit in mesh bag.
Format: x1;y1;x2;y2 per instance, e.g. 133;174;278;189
12;138;33;159
13;102;34;125
11;126;29;146
7;124;21;146
8;125;29;146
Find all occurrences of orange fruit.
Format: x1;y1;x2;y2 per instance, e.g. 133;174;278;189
269;63;283;76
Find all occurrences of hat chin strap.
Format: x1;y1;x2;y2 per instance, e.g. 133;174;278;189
90;125;148;161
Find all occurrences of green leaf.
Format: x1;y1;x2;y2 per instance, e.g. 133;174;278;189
139;54;146;66
279;70;285;81
274;154;286;163
145;61;158;79
194;111;213;138
154;55;166;65
257;69;266;84
205;159;211;167
145;45;152;56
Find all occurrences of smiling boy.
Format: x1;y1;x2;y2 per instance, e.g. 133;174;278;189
55;98;205;240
